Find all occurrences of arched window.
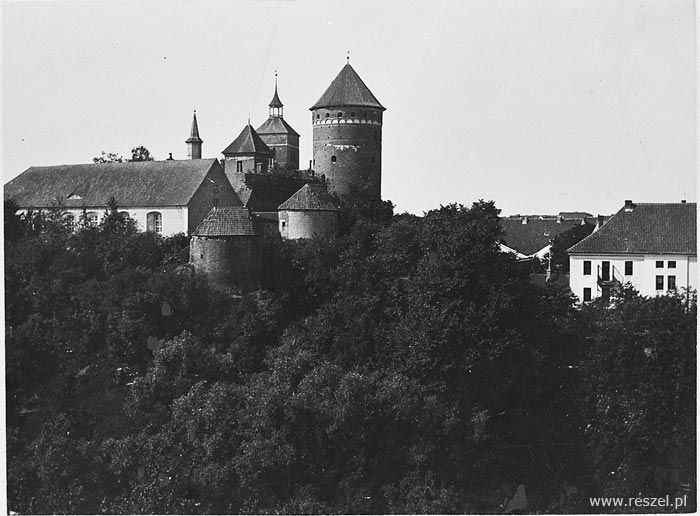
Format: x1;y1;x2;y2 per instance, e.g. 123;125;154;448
86;211;99;227
350;111;355;117
316;114;320;119
119;211;130;220
147;211;162;233
64;213;75;231
337;112;343;118
331;156;337;163
325;112;330;118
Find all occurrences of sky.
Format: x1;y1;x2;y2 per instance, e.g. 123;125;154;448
1;0;696;216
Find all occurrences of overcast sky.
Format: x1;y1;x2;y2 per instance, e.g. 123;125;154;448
2;0;696;216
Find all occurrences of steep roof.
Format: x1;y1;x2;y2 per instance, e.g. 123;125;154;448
222;124;273;157
310;63;385;110
4;159;226;208
278;183;339;211
186;111;203;144
256;116;300;137
568;202;696;255
193;206;256;236
269;84;283;108
500;217;587;256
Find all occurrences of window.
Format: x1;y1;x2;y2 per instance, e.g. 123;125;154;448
86;212;99;227
625;261;633;276
583;260;591;275
655;275;664;290
325;112;329;118
147;211;162;233
281;221;286;228
337;112;343;118
316;114;320;119
236;161;243;173
350;111;355;117
668;275;676;290
371;156;375;164
64;213;75;231
656;260;664;268
583;288;592;302
331;156;337;163
668;261;676;268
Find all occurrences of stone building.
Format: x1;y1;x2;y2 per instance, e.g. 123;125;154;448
222;123;274;190
256;77;300;170
190;205;262;291
278;183;339;240
310;60;385;201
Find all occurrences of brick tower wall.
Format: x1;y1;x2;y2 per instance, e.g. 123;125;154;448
190;235;262;291
258;133;300;170
311;108;382;200
278;210;338;240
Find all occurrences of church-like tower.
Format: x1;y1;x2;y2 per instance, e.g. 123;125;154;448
256;75;300;170
310;60;385;201
186;111;203;159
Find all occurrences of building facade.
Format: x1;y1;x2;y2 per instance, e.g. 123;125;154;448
568;201;697;301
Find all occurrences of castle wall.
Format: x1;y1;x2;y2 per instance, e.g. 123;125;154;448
311;111;382;200
279;210;338;240
190;235;262;291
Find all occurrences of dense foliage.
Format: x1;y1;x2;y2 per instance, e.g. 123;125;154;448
5;198;696;513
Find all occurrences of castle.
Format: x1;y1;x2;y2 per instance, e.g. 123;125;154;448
4;59;386;291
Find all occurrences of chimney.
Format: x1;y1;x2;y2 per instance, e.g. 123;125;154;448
594;214;604;232
624;199;635;212
167;153;174;160
521;216;528;225
681;199;687;204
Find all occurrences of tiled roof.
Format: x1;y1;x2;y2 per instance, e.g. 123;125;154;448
222;124;273;157
568;202;697;255
310;63;385;110
4;159;227;208
186;111;203;144
256;116;300;137
500;217;588;256
278;183;339;211
193;206;256;236
559;211;592;219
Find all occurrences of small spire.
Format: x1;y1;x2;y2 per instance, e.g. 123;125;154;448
186;110;203;144
346;51;350;64
268;72;284;110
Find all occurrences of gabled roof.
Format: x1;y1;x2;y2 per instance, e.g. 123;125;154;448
4;159;227;208
310;63;385;110
193;206;256;236
256;117;300;137
222;124;273;157
568;202;697;255
278;183;339;211
500;217;587;256
186;111;203;144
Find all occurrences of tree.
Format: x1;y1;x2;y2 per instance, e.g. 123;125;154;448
550;222;595;272
130;146;154;162
4;197;23;241
93;151;124;163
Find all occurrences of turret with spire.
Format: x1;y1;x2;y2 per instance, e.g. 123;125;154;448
186;110;203;159
256;71;300;170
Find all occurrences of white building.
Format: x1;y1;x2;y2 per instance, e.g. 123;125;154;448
568;200;697;301
4;158;240;237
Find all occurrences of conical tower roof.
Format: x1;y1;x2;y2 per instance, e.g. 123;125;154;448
310;63;385;110
269;84;283;108
278;183;339;211
222;123;273;157
186;111;203;144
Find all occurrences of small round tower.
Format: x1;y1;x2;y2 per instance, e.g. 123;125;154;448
310;59;385;201
189;206;262;291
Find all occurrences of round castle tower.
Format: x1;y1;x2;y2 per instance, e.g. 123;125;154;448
310;60;385;201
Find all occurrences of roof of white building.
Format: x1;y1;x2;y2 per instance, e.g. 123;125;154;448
568;202;696;255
